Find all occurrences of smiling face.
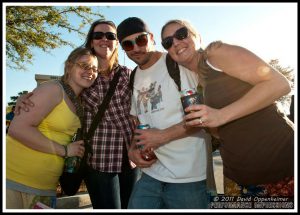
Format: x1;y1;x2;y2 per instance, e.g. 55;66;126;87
91;23;118;61
122;32;155;68
162;23;199;67
67;55;98;95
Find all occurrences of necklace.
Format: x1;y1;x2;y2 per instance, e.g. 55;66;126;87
59;80;84;124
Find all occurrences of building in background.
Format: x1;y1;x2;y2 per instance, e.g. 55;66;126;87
35;74;61;86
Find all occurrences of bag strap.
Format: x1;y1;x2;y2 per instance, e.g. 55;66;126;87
129;54;181;93
86;67;122;140
129;66;138;94
166;53;181;91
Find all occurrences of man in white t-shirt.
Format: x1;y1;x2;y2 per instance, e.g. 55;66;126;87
117;17;213;209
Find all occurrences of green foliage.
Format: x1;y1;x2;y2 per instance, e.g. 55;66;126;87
6;6;104;71
8;90;29;106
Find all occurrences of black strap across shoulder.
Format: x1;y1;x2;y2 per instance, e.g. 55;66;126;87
86;67;122;140
166;54;181;91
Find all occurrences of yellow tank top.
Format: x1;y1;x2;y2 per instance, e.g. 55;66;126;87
6;86;81;191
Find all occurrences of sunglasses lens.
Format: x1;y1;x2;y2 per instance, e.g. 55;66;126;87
105;32;117;40
93;32;116;40
136;34;148;46
93;32;104;40
161;37;173;50
122;40;134;51
175;27;188;40
161;27;188;50
122;33;149;51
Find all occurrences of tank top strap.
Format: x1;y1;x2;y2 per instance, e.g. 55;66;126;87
54;80;66;101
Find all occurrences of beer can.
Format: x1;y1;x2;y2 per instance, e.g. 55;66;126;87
180;88;202;115
137;124;151;130
64;156;81;173
63;130;82;173
136;124;151;150
136;124;157;161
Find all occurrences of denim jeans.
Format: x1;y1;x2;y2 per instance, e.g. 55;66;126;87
128;173;208;209
85;161;140;209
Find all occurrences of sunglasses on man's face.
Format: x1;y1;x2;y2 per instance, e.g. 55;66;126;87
161;27;189;50
75;62;99;73
92;31;117;40
121;33;149;52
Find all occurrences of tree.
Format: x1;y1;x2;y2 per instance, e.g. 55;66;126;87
6;6;105;71
8;91;29;106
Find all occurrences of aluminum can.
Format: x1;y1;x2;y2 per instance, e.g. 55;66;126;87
137;124;151;129
180;88;202;115
136;124;157;161
63;131;81;173
64;156;81;173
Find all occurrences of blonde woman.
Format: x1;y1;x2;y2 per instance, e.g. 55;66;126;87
6;47;98;208
161;20;294;197
14;20;140;209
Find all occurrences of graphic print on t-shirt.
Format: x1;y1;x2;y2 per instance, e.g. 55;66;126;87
136;81;164;115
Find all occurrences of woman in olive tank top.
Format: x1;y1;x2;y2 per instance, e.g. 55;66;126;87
161;19;294;197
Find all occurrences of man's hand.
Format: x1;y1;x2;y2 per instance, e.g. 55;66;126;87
134;128;167;152
14;92;34;115
128;140;157;168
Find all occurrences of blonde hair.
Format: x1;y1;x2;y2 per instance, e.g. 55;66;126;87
161;19;201;49
62;47;97;83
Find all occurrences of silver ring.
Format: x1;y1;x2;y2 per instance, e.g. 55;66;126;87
199;118;203;124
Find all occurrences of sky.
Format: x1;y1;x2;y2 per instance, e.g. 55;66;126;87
3;2;297;109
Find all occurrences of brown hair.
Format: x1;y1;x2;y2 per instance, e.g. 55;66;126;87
62;46;97;83
161;19;199;40
83;19;119;73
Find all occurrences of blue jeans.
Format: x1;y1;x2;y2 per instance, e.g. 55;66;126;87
85;161;140;209
128;173;208;209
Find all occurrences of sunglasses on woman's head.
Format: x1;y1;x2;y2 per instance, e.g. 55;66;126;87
121;33;149;52
75;62;99;73
92;31;117;40
161;27;189;50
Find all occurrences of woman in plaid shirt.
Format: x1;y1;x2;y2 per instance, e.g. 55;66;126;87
81;20;139;209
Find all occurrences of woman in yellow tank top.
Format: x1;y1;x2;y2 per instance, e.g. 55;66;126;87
6;47;98;209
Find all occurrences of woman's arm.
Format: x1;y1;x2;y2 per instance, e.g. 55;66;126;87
211;43;291;124
185;43;291;128
8;82;84;157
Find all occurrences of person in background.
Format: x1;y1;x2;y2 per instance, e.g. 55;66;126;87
6;105;15;133
6;47;97;209
13;20;139;209
161;19;294;197
117;17;215;209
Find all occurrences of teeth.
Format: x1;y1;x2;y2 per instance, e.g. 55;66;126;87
177;48;185;54
100;45;108;48
82;76;92;80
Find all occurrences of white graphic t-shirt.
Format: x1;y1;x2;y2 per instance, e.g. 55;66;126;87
131;53;209;183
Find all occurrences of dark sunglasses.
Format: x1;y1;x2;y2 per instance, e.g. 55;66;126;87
161;27;189;50
75;62;98;73
121;33;149;51
92;31;117;40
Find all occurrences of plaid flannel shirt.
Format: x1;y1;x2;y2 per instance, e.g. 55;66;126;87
81;65;134;173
